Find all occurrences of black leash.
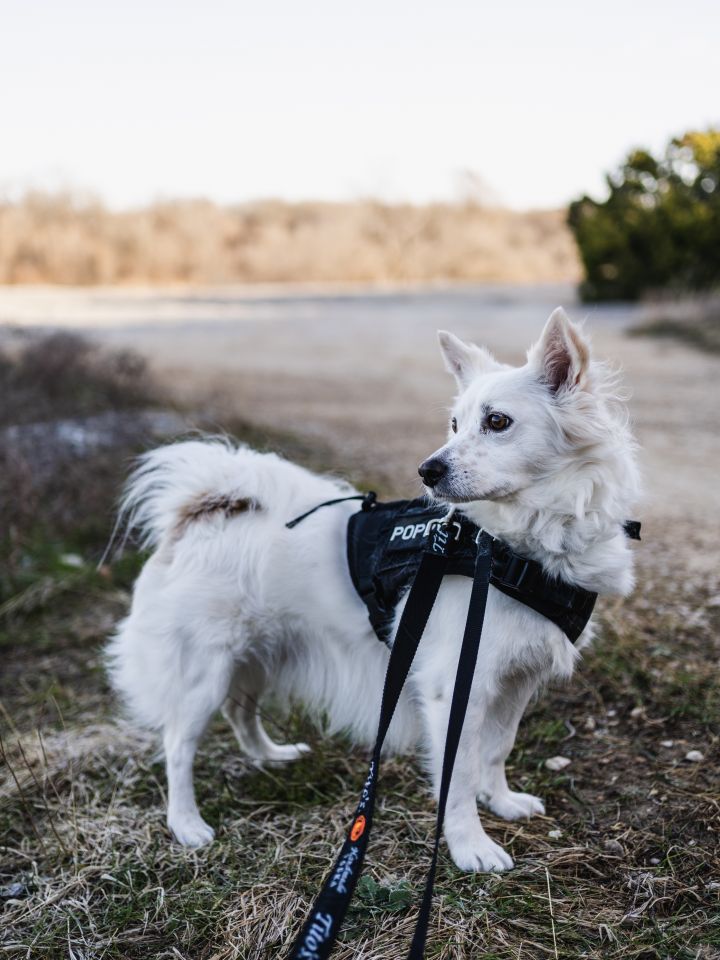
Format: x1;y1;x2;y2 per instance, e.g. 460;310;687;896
285;492;642;958
286;520;492;960
408;532;492;958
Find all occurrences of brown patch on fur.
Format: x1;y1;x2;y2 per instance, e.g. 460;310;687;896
173;494;261;541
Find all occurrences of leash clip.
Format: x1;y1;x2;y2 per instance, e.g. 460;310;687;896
441;507;463;541
428;508;460;556
443;520;463;541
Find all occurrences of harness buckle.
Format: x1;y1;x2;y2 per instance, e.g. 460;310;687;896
505;555;530;588
492;549;530;590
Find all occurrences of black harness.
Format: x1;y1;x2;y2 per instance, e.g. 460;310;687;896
284;492;641;960
346;495;610;645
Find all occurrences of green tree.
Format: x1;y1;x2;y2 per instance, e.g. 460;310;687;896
568;130;720;301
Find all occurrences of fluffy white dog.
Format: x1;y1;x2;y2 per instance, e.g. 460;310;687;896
107;307;639;872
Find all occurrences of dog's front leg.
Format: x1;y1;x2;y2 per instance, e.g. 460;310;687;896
420;691;514;873
475;675;545;821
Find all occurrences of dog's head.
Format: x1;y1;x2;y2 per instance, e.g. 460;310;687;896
419;307;612;504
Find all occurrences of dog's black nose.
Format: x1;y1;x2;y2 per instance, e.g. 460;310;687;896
418;457;447;487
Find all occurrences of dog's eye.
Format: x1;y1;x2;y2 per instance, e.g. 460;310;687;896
487;412;512;432
451;417;457;433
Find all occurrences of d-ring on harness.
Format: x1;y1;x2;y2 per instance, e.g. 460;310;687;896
283;493;641;960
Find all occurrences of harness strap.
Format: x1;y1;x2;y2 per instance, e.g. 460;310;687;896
286;526;492;960
285;491;377;529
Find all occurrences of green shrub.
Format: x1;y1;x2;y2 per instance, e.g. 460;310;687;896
568;130;720;301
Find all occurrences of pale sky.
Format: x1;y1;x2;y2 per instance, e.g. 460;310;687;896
1;0;718;210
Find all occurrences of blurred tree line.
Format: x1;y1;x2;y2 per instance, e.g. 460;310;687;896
568;130;720;301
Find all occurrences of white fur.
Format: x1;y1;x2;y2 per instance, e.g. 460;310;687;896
106;308;639;870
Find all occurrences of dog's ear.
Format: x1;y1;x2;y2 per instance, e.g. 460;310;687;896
528;308;590;394
438;331;500;389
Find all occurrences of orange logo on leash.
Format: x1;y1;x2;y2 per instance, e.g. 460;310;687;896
350;815;366;841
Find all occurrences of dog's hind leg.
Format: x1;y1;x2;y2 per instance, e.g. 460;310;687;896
222;658;310;764
163;629;235;848
476;675;545;821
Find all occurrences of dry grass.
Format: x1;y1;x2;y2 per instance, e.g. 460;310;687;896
1;575;718;960
0;192;580;286
1;333;719;960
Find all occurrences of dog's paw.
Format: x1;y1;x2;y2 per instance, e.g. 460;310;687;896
271;741;311;763
448;833;514;873
168;813;215;848
254;741;311;765
486;790;545;821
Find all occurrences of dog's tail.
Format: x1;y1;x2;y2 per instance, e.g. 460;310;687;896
114;438;265;554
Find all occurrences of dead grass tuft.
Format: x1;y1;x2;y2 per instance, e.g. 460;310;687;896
0;332;164;572
0;330;158;429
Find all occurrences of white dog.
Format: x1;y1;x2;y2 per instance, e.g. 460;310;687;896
107;307;639;872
